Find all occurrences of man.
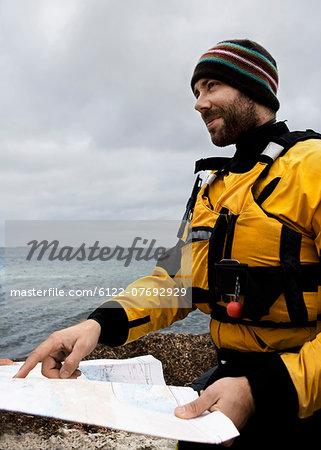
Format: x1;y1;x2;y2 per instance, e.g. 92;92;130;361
16;40;321;449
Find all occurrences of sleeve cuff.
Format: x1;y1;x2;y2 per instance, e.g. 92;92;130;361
246;353;299;417
88;301;129;347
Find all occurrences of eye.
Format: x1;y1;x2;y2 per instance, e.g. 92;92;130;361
194;89;200;99
207;81;216;90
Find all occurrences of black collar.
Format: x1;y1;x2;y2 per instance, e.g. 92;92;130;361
230;120;289;173
194;121;290;175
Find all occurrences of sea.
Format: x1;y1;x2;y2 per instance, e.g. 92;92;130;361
0;247;210;360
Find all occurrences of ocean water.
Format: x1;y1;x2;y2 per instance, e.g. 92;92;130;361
0;248;210;360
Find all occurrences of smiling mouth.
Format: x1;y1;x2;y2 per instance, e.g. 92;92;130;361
205;117;221;130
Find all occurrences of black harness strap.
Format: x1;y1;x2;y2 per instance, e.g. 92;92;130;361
223;214;239;259
280;225;308;325
208;213;229;297
177;174;203;239
274;130;321;155
194;157;232;174
190;264;320;299
210;305;320;329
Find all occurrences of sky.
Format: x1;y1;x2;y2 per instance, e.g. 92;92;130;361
0;0;320;237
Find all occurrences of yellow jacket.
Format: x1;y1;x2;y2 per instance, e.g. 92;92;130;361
96;129;321;419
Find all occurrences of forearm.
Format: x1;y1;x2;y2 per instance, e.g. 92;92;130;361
88;266;193;346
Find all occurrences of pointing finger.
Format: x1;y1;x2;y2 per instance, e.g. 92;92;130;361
14;339;56;378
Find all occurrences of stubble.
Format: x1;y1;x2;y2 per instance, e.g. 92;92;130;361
208;92;260;147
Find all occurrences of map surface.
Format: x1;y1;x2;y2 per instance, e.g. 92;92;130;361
0;356;238;444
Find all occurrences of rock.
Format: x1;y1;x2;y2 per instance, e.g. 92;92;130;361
85;332;217;386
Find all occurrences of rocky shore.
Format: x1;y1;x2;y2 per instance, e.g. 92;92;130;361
0;333;217;449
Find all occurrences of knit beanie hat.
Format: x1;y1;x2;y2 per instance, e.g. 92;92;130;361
191;39;279;112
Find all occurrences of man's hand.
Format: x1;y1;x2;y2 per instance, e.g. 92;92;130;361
175;376;255;446
14;319;101;379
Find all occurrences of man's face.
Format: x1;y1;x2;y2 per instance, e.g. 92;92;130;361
193;78;260;147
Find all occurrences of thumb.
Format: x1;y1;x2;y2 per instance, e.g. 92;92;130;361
59;343;85;379
175;395;214;419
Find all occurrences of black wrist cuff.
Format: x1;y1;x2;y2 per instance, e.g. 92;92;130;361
88;301;129;347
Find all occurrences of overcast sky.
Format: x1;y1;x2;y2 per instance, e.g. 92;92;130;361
0;0;320;238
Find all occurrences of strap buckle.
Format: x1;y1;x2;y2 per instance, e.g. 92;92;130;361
214;259;248;297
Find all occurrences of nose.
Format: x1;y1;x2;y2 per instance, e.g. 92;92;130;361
194;92;211;113
194;94;211;113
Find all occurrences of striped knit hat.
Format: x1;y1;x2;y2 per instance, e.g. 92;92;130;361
191;39;279;111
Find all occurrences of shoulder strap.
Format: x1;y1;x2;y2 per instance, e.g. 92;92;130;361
177;175;203;239
272;129;321;155
178;157;232;239
255;129;321;192
194;157;232;174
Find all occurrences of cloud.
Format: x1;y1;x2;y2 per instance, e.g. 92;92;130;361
0;0;320;232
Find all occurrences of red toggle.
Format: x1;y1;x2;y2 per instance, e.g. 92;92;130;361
227;301;243;318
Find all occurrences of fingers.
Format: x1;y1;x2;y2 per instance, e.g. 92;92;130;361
14;338;56;378
70;369;82;379
41;354;64;378
14;320;100;379
0;359;14;365
175;388;218;419
57;321;101;378
58;339;88;379
15;343;84;379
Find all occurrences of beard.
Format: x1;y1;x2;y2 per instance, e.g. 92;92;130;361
204;92;260;147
